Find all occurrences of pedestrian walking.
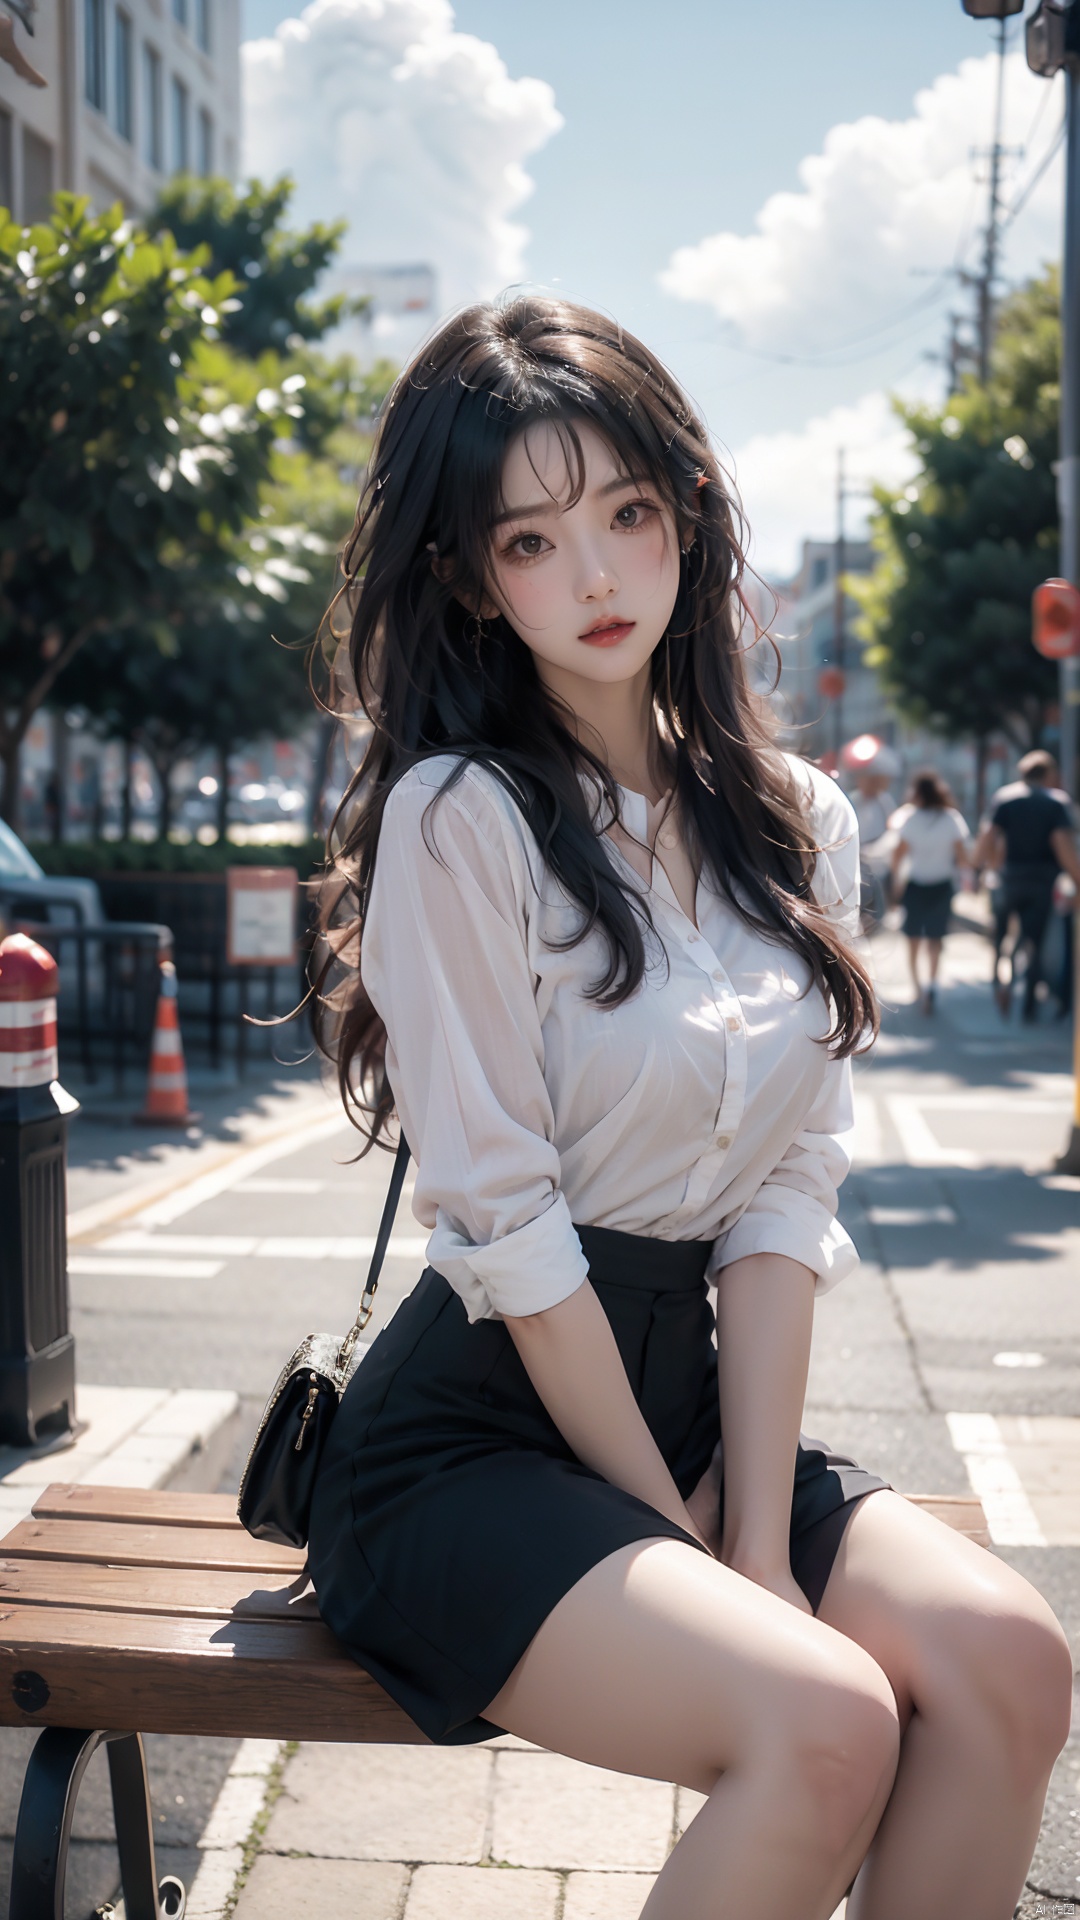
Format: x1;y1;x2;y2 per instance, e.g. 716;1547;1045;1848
302;297;1070;1919
888;770;971;1014
974;749;1080;1021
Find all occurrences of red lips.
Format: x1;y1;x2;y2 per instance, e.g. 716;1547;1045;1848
578;619;636;647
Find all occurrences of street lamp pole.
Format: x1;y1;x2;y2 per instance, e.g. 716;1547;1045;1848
1023;0;1080;796
833;447;846;761
1060;56;1080;799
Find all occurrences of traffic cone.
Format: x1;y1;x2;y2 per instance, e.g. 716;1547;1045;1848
137;959;192;1126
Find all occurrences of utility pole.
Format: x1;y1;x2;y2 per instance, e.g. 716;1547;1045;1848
1060;51;1080;799
1023;0;1080;1168
976;16;1011;381
833;448;847;760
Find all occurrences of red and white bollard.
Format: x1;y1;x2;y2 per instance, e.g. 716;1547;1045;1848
0;931;59;1089
0;934;77;1444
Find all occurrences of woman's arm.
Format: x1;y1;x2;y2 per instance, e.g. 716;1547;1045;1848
715;1251;816;1610
505;1282;710;1547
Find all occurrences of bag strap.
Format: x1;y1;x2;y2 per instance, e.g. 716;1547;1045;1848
336;1133;411;1373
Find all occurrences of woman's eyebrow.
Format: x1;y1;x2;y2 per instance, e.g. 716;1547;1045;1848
492;474;652;529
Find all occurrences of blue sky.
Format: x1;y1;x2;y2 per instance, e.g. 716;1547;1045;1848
239;1;1064;573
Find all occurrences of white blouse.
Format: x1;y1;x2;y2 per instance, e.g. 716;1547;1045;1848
361;752;863;1323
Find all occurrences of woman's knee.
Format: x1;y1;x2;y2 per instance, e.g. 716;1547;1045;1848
757;1644;900;1852
925;1588;1073;1788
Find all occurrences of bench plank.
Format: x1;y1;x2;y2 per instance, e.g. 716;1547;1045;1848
902;1495;990;1547
32;1485;240;1529
0;1605;425;1744
4;1519;304;1575
0;1559;315;1622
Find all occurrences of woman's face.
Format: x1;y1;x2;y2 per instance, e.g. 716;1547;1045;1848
482;420;682;701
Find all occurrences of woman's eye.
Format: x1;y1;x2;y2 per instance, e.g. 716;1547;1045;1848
613;500;655;529
505;531;550;561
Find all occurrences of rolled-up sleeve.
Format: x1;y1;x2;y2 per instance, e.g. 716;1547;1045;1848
709;1057;859;1294
361;765;588;1323
709;760;862;1295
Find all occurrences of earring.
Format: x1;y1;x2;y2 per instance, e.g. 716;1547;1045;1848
465;613;487;661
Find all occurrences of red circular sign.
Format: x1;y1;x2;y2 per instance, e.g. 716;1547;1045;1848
818;667;846;699
1032;579;1080;660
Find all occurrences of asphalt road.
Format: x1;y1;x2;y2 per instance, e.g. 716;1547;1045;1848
4;918;1078;1917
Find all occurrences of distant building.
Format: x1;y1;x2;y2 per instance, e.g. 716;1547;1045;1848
769;538;885;762
765;537;985;821
0;0;238;222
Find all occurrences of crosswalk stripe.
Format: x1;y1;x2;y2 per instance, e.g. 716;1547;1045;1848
946;1413;1047;1546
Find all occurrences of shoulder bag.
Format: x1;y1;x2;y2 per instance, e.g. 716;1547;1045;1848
236;1134;411;1548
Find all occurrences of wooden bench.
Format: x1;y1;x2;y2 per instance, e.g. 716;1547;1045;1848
0;1484;991;1918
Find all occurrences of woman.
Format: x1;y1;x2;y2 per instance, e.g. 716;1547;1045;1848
889;771;971;1014
307;298;1069;1919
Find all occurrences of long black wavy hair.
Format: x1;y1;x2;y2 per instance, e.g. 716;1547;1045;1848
313;295;877;1144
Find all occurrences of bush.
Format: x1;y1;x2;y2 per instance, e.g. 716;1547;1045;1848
27;837;327;879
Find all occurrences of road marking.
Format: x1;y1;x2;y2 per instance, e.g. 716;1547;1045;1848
233;1177;325;1194
993;1352;1046;1368
886;1097;980;1168
946;1413;1047;1546
131;1113;355;1229
65;1105;351;1236
69;1255;226;1281
97;1230;431;1262
865;1206;957;1226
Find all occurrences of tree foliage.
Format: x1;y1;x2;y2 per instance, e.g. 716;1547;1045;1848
855;268;1060;750
1;183;396;837
148;175;356;358
0;195;284;823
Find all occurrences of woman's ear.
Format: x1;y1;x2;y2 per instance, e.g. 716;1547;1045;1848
428;546;501;623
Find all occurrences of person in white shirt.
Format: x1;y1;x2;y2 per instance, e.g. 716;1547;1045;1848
302;296;1069;1920
889;771;972;1013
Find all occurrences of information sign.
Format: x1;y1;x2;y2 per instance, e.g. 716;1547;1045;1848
226;867;299;966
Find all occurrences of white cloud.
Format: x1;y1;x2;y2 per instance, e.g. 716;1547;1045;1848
731;388;921;583
662;52;1063;355
242;0;562;349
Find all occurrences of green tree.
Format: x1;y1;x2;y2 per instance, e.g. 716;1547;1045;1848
0;194;285;828
856;268;1060;768
149;175;357;358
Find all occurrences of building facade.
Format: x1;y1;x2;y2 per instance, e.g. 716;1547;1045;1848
0;0;238;222
769;538;883;764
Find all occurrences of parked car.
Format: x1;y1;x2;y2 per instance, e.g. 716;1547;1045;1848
0;820;106;928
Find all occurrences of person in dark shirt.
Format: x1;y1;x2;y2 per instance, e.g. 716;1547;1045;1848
974;751;1080;1020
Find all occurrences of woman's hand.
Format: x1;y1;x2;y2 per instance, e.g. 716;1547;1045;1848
724;1553;813;1617
684;1457;723;1556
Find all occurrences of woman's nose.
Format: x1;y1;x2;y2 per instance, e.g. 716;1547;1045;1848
575;543;619;601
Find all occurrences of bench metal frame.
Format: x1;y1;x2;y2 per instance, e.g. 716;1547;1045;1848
9;1726;186;1920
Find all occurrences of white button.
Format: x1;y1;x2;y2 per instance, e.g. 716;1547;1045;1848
726;1015;741;1034
711;970;724;984
716;1133;733;1150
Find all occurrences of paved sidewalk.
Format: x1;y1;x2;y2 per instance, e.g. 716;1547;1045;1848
231;1738;708;1920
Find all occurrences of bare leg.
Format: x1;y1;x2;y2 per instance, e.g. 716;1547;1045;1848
925;937;942;984
817;1491;1072;1920
485;1538;899;1920
906;936;921;997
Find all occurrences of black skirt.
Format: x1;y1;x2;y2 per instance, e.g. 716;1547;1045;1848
902;879;954;940
308;1225;890;1744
